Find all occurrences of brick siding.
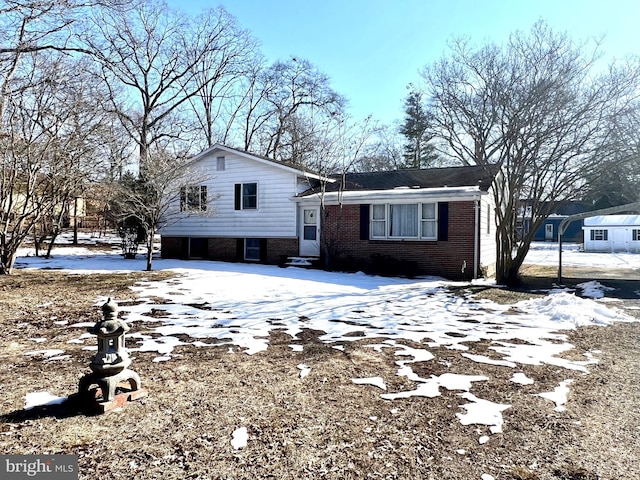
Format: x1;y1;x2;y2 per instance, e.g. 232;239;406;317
322;202;478;280
161;236;298;265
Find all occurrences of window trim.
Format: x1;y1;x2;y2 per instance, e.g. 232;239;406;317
370;202;438;240
180;185;207;212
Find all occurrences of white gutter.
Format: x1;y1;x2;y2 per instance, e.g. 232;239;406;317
294;186;487;205
474;196;480;279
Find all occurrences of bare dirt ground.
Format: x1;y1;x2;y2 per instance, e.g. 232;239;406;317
1;267;639;480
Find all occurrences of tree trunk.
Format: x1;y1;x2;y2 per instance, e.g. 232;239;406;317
145;229;154;272
0;250;17;275
73;196;79;245
45;231;59;258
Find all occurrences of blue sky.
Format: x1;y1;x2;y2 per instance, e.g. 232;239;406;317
168;0;640;125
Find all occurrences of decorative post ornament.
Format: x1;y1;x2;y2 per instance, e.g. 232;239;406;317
78;298;147;413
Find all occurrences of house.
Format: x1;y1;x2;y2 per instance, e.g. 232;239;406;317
517;201;591;242
532;215;583;243
159;145;498;280
583;215;640;253
160;144;324;264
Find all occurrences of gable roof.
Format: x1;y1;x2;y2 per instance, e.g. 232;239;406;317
190;144;330;182
301;164;496;196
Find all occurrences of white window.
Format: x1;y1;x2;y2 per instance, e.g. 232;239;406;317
371;205;386;238
390;204;418;237
180;186;207;212
421;203;437;239
216;156;225;171
235;183;257;210
632;229;640;241
371;203;437;240
245;238;260;261
590;229;608;241
303;209;317;240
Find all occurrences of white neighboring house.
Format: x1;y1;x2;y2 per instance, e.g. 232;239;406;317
582;215;640;253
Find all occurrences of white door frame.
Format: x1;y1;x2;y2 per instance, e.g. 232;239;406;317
299;206;320;256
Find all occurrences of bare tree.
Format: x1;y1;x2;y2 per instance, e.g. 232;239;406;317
353;122;405;172
0;52;110;272
258;57;346;165
232;58;280;152
582;102;640;208
183;7;258;149
81;0;230;172
107;149;215;271
422;21;640;285
300;114;377;268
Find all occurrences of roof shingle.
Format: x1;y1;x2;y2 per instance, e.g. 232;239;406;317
303;165;496;195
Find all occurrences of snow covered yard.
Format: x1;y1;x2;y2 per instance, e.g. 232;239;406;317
1;236;639;479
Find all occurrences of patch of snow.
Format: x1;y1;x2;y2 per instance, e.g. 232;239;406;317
46;355;71;361
352;377;387;390
153;356;172;363
24;349;65;358
510;372;535;385
524;241;640;269
230;427;248;450
537;379;573;412
456;392;510;434
577;281;615;299
297;364;311;379
382;373;488;400
24;391;67;410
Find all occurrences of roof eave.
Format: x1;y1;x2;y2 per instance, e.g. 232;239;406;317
295;186;487;204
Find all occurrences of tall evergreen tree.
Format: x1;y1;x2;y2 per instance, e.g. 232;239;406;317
399;90;439;168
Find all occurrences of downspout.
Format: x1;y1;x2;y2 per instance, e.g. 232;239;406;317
474;196;480;279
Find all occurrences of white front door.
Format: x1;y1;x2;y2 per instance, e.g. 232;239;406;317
545;224;554;241
299;207;320;256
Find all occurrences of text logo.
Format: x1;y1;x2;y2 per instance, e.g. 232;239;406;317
1;456;78;480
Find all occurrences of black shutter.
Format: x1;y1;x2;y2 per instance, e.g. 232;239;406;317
200;186;207;211
590;230;595;241
260;238;268;262
234;184;241;210
236;238;243;260
437;202;449;241
359;204;370;240
181;237;189;258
